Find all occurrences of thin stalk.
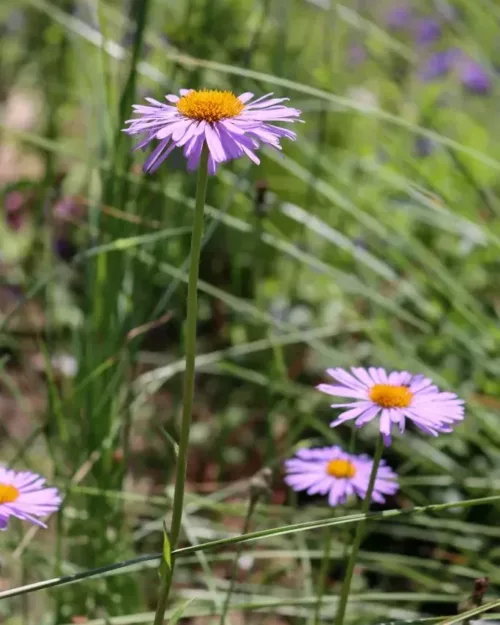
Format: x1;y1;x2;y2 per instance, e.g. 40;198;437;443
219;498;257;625
153;145;210;625
334;435;385;625
313;524;334;625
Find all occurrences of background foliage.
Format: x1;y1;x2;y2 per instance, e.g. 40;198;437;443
1;0;500;623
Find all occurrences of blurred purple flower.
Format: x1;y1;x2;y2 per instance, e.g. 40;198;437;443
386;5;413;29
420;48;459;81
414;136;435;157
459;58;491;94
54;238;77;262
53;196;84;222
415;18;442;45
348;44;367;66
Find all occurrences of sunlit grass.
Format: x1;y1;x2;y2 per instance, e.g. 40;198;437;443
1;0;500;622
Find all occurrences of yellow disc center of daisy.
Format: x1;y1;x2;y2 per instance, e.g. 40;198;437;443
176;90;244;122
326;459;356;479
369;384;413;409
0;483;20;504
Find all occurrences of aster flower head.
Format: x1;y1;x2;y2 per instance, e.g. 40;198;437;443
124;89;302;175
0;467;62;530
284;446;399;506
317;367;464;446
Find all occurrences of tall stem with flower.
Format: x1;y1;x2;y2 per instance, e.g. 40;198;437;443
123;88;301;622
313;366;464;625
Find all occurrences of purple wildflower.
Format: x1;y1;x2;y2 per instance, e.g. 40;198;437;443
284;446;399;506
54;238;77;262
317;367;465;446
386;5;413;30
124;89;302;175
53;196;84;222
459;58;491;94
420;48;459;81
0;467;61;530
415;18;442;45
414;136;435;157
348;44;367;66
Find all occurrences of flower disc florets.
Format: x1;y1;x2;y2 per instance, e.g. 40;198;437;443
176;90;244;122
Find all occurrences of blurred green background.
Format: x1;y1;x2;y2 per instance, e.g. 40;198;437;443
2;0;500;623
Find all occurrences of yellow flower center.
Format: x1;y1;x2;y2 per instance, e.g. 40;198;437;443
369;384;413;409
326;459;356;479
0;483;19;504
176;89;244;122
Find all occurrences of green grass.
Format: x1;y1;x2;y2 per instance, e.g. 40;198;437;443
1;0;500;623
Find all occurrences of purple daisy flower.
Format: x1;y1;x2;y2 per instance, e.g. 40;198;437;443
0;467;62;530
415;18;442;45
284;446;399;506
123;89;302;175
317;367;465;446
459;58;491;94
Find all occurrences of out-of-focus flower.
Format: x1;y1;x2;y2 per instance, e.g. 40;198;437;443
124;89;302;174
459;58;491;94
414;136;436;157
53;196;85;222
386;5;413;30
3;89;40;131
415;18;442;45
420;48;459;81
0;467;61;530
317;367;465;445
348;44;367;66
51;353;79;378
4;190;27;231
284;446;399;506
54;238;78;262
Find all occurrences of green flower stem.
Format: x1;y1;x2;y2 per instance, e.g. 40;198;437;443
153;145;210;625
334;434;385;625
